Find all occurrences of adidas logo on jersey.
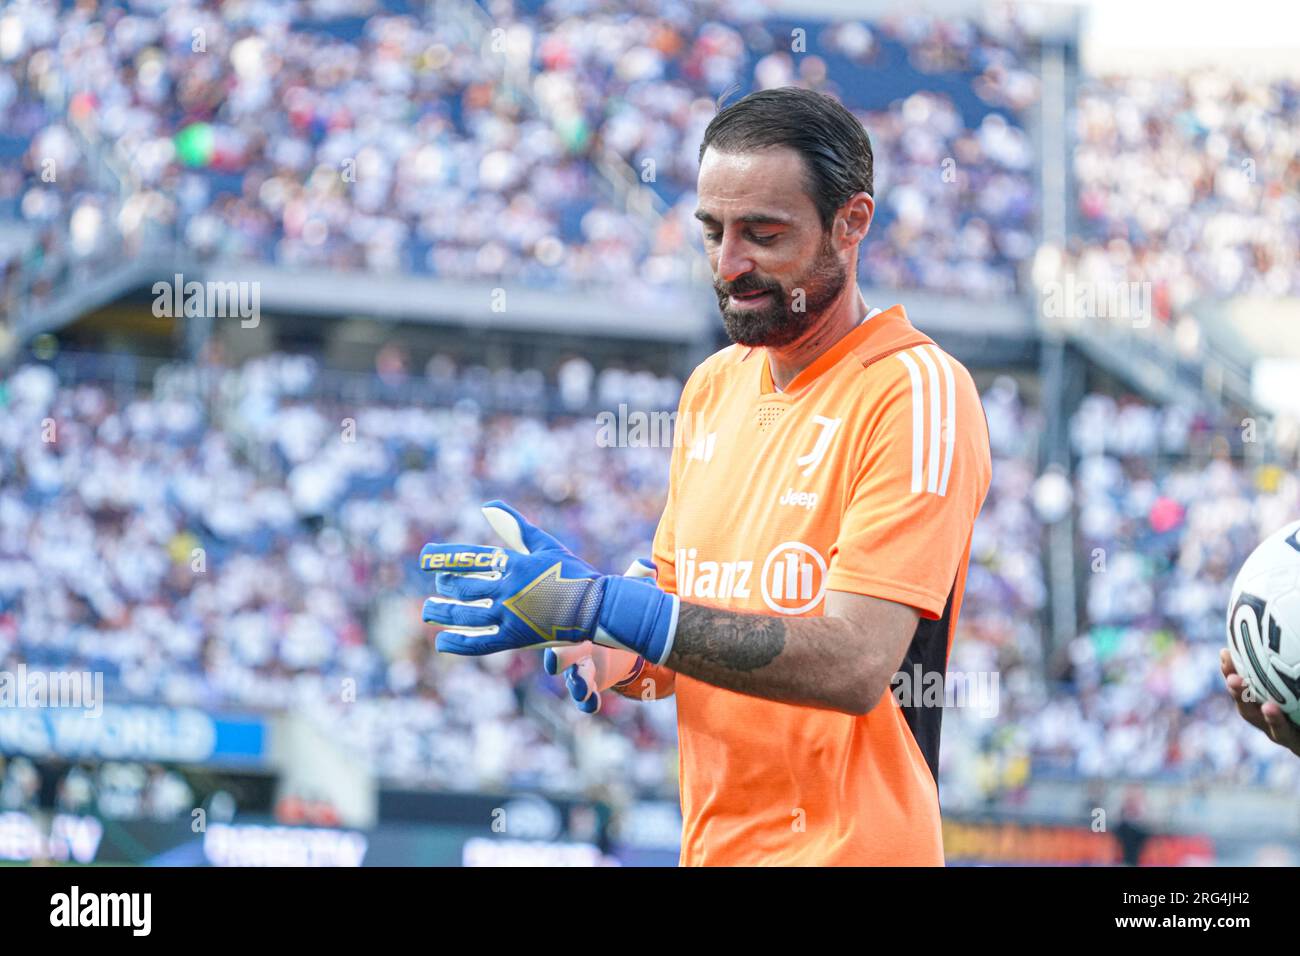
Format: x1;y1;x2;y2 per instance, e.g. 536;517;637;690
686;432;717;463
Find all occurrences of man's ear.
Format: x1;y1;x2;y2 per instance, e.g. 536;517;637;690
838;191;874;248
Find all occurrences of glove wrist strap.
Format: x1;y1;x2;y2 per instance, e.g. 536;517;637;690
594;576;679;666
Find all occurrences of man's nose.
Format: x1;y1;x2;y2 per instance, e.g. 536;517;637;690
714;232;755;285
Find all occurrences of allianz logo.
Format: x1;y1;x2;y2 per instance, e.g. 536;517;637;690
675;548;753;600
778;487;819;511
676;542;828;614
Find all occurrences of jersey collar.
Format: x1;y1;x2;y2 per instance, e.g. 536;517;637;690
754;304;926;398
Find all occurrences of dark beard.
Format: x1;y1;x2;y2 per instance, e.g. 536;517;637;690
715;236;848;348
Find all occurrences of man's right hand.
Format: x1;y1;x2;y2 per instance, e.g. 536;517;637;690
1220;648;1300;757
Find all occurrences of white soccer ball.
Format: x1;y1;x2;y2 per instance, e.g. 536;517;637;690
1227;519;1300;722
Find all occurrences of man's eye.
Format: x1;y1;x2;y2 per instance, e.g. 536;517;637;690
703;230;776;244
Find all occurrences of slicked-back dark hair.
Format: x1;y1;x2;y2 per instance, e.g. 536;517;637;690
698;87;873;232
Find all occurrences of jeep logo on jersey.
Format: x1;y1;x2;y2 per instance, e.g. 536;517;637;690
760;542;828;615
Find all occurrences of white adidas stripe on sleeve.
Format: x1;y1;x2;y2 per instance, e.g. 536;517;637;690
895;346;958;497
895;349;926;494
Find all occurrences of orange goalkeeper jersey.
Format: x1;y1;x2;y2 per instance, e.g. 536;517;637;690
652;305;991;866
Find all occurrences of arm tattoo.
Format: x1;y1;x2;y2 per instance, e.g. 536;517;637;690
672;602;786;673
666;601;866;710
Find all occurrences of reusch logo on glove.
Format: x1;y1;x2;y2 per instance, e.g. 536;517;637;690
420;549;508;572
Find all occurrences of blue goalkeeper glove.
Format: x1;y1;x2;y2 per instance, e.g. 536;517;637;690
544;558;655;714
420;501;678;665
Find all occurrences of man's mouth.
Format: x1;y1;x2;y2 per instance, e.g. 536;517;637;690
728;289;773;308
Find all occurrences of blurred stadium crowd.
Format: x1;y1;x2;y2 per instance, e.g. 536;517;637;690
3;0;1036;309
3;0;1294;326
946;394;1300;810
1064;71;1300;321
3;349;1299;820
0;753;195;819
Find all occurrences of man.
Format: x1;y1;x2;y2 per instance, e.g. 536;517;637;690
421;87;992;865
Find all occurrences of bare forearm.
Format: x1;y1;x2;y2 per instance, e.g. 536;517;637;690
664;602;891;714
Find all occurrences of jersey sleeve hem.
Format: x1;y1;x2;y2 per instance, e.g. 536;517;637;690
824;571;948;620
